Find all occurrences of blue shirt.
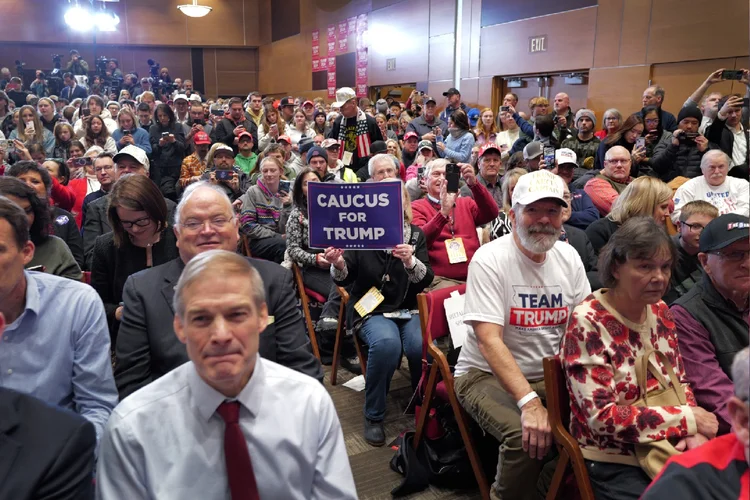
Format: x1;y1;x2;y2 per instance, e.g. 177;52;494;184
0;271;118;443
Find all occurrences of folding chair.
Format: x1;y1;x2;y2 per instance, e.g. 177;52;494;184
542;356;595;500
239;234;252;257
290;263;321;360
413;286;490;500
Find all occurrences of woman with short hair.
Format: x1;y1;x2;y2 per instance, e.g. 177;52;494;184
90;174;178;342
586;176;673;254
562;216;718;500
0;176;81;280
595;108;623;140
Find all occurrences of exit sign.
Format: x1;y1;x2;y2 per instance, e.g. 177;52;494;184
529;35;547;53
386;58;396;71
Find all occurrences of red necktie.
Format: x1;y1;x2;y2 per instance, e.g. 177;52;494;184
217;401;260;500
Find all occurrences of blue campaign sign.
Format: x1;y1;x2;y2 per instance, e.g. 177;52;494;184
307;181;404;250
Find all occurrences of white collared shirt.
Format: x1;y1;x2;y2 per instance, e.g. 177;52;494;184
96;356;356;500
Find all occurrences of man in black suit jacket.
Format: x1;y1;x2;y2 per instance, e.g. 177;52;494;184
0;311;96;500
60;72;88;102
114;182;322;399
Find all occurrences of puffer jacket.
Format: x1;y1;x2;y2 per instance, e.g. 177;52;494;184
149;123;187;201
650;140;707;181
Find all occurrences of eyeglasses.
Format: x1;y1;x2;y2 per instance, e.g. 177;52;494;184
94;164;114;173
179;216;232;233
682;222;705;233
710;249;749;263
120;216;152;229
605;159;631;165
645;119;660;125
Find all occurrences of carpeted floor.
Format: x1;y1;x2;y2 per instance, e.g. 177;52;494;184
324;363;482;500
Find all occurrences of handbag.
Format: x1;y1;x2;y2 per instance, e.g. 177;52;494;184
632;347;687;478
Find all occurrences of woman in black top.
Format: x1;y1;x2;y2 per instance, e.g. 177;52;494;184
325;182;433;446
149;103;186;201
90;175;179;344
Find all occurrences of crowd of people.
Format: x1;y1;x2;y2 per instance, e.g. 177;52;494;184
0;59;748;500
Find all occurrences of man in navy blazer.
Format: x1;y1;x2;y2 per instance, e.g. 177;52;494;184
59;72;88;102
0;312;97;500
114;182;323;399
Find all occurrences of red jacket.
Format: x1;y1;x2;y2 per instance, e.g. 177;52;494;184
66;178;90;228
411;182;498;280
50;177;76;213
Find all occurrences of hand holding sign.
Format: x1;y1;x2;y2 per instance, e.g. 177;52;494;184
324;247;345;270
393;243;414;266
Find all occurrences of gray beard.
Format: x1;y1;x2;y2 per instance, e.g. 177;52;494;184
517;223;559;254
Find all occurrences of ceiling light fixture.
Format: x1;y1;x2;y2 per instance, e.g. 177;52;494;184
64;2;120;32
177;0;212;18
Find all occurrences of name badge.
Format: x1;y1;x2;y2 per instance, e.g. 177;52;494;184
445;237;468;264
354;287;385;317
342;151;353;166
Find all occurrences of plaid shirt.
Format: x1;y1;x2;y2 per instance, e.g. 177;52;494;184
180;152;208;186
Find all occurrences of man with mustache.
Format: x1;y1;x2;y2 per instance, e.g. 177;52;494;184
113;182;323;400
453;169;591;500
584;145;634;216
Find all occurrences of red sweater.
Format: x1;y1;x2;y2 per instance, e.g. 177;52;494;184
50;177;76;213
411;183;498;280
67;178;89;228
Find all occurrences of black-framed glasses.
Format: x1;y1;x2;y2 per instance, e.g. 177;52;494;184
682;222;706;233
710;249;750;263
120;216;152;229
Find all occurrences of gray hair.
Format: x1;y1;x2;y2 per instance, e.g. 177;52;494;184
173;249;266;319
174;181;235;229
700;149;730;171
733;348;749;402
602;108;622;123
648;85;666;100
501;167;527;212
423;158;449;180
368;153;400;177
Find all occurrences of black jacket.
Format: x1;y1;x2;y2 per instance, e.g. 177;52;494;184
0;388;96;500
327;113;383;173
585;216;619;255
149;123;187;200
114;257;323;399
52;206;84;269
214;117;259;154
650;140;707;181
90;229;180;343
705;116;749;172
334;225;434;328
564;224;601;290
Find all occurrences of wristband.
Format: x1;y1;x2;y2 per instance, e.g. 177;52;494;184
517;391;539;410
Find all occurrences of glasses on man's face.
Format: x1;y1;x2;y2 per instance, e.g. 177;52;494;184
710;249;750;263
120;216;152;229
605;159;631;165
683;222;705;233
94;164;114;173
180;216;232;233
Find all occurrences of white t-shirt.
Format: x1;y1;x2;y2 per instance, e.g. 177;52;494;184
672;176;750;223
455;235;591;381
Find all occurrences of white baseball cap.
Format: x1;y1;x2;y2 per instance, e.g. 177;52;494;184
333;87;356;107
511;170;568;208
174;94;189;103
188;94;202;103
113;145;150;173
555;148;577;167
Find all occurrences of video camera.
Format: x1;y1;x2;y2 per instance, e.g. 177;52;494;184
147;59;177;99
96;56;123;97
14;59;25;76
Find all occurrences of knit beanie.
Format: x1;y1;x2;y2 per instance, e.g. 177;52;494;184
677;105;702;124
575;109;596;127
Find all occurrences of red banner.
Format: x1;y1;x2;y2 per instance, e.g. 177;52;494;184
312;30;319;43
327;24;336;42
328;86;336;99
338;20;347;37
347;16;356;33
356;65;367;84
312;44;319;57
327;41;336;56
328;56;336;70
320;57;327;70
356;48;368;67
327;71;337;85
312;58;320;71
338;36;348;53
356;14;367;33
356;83;368;98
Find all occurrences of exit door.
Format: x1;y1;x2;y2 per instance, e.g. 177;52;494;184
497;73;589;117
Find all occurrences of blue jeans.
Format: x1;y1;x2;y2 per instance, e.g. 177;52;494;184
358;314;422;422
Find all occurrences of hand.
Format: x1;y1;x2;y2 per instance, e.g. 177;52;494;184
0;145;5;159
270;127;279;138
393;243;414;265
692;406;718;439
538;157;547;170
323;247;345;270
418;176;428;193
159;138;167;147
437;142;446;152
229;172;240;191
459;163;476;186
115;306;123;322
209;171;218;184
741;69;750;86
694;134;709;152
556;116;567;129
706;68;725;85
520;399;552;460
422;132;436;142
719;95;744;118
439;182;458;217
671;129;684;146
233;125;246;136
168;134;176;143
675;433;709;451
498;143;509;152
507;105;516;115
315;253;331;269
232;198;243;213
632;146;647;163
14;140;30;160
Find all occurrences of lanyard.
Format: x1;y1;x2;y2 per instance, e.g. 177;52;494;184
380;253;395;292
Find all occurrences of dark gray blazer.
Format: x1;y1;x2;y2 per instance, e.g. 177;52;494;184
0;388;96;500
114;257;324;399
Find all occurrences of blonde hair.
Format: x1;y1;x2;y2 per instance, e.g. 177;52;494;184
386;139;402;160
474;107;498;137
678;200;719;223
501;168;527;213
402;182;413;224
608;176;672;224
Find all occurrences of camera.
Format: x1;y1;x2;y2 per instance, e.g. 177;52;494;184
14;59;25;76
215;170;233;181
678;132;699;144
72;157;92;168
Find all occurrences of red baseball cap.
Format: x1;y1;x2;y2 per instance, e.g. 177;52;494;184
404;131;419;141
478;143;502;158
302;100;314;107
238;131;254;142
278;135;292;144
193;131;211;145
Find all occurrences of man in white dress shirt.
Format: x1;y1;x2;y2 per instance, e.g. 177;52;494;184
97;250;357;500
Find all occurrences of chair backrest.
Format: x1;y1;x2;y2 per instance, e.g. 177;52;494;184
543;356;571;432
418;284;467;343
82;271;91;285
